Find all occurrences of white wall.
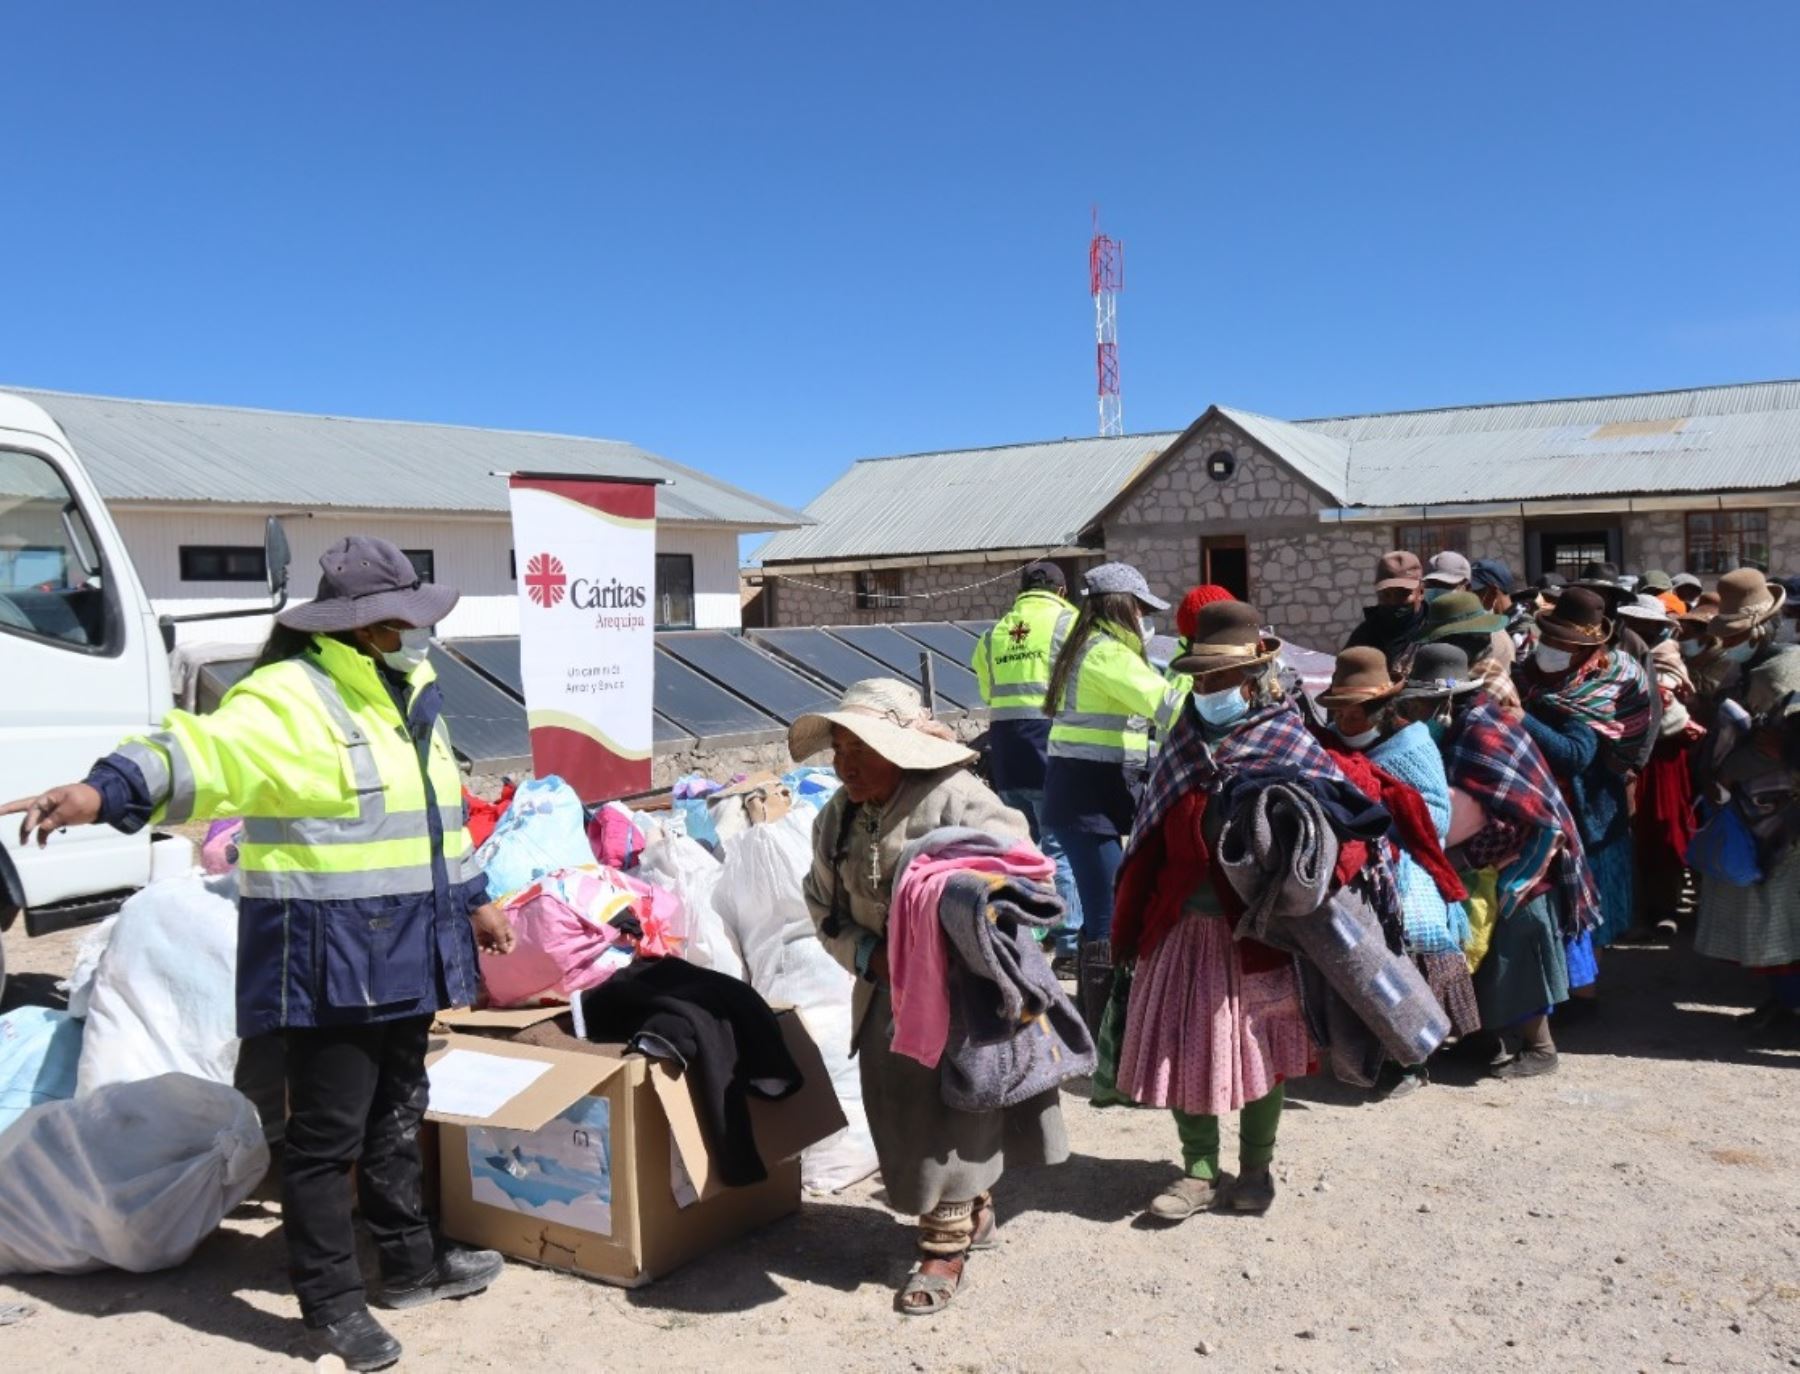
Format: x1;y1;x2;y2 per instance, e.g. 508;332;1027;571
111;505;746;647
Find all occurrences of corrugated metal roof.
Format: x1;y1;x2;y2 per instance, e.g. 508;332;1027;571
6;387;810;529
1217;407;1351;500
755;432;1177;562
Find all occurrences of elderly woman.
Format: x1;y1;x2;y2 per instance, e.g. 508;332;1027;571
794;679;1069;1314
1316;646;1478;1098
1618;594;1704;937
1110;601;1330;1224
1692;572;1800;1044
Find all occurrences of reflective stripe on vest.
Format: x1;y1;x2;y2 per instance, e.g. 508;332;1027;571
982;597;1076;716
1047;635;1149;764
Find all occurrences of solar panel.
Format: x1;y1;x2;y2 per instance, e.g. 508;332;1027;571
658;631;836;725
654;711;693;745
425;648;532;768
956;620;997;640
448;637;524;697
826;626;983;710
653;649;783;739
895;621;980;665
750;628;892;694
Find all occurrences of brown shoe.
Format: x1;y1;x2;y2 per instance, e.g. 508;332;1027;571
1147;1175;1222;1223
1493;1047;1559;1079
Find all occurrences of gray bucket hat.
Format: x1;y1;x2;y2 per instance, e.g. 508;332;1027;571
1082;561;1169;612
1397;643;1482;701
277;536;459;632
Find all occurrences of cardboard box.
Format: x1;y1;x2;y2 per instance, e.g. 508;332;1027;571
426;1005;844;1287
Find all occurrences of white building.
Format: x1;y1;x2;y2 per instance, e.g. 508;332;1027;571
14;388;808;646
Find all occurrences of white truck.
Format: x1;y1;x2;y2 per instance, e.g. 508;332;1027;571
0;391;288;996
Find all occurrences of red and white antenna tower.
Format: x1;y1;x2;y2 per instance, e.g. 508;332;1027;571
1089;205;1124;437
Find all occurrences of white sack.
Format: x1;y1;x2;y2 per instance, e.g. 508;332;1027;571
61;914;118;1019
714;808;878;1193
0;1074;269;1274
638;834;744;981
77;873;240;1098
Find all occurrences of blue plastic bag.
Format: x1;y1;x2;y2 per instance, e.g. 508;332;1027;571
0;1007;83;1137
1686;802;1763;888
476;776;596;900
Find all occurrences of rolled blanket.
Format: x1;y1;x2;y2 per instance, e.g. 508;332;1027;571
1215;780;1341;949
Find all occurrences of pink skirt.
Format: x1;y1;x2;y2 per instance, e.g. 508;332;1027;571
1118;914;1316;1116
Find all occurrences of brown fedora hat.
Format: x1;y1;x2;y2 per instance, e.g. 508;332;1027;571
1535;584;1613;647
1170;599;1281;678
1317;645;1403;708
1710;568;1786;634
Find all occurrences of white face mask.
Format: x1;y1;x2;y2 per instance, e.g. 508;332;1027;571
1680;638;1705;659
1535;644;1574;675
381;627;432;675
1333;722;1380;750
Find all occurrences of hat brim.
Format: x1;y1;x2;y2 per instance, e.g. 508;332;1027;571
1426;612;1507;641
1671;576;1703;592
1316;680;1403;709
1396;678;1482;702
1374;576;1421;592
1423;573;1468;587
1711;581;1788;634
1171;636;1281;680
1133;590;1171;613
1535;612;1615;647
277;582;461;633
787;710;975;771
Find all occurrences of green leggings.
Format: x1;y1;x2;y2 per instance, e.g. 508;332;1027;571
1172;1085;1284;1180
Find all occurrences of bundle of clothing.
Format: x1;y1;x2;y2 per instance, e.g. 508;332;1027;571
481;864;681;1008
887;829;1095;1110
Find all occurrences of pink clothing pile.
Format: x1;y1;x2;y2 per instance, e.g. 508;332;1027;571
480;864;680;1008
887;833;1055;1069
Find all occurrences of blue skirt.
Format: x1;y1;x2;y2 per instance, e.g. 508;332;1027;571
1586;830;1636;948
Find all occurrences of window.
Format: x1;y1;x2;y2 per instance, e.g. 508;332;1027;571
0;448;111;650
403;549;435;584
655;553;695;629
1687;510;1770;575
1393;521;1470;561
855;568;907;611
179;545;267;583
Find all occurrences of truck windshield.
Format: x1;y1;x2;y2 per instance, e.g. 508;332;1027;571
0;448;110;650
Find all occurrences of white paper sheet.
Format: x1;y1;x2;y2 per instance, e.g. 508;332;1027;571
428;1049;554;1118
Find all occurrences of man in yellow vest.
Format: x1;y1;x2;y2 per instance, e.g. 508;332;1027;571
972;561;1083;963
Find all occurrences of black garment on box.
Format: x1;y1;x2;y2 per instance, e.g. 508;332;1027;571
578;957;804;1187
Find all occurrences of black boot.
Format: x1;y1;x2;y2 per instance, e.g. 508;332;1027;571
1077;940;1113;1038
377;1247;506;1310
312;1309;402;1372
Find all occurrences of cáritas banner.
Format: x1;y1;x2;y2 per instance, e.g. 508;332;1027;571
507;474;658;801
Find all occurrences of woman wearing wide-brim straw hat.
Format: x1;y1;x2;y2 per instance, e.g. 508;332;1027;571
791;679;1070;1315
1108;600;1327;1223
1689;572;1800;1044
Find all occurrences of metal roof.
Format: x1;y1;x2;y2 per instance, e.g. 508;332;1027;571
6;387;810;529
754;432;1177;562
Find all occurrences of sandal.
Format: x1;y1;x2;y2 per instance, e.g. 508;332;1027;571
1147;1175;1222;1224
969;1197;1000;1252
896;1254;967;1316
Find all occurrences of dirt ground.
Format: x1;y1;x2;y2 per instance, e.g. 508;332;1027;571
3;924;1798;1374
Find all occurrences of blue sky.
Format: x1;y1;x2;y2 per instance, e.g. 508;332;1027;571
6;3;1799;535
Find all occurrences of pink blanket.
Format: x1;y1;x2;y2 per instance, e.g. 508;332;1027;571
888;837;1054;1068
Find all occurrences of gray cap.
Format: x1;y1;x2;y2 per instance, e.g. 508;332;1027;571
278;536;459;633
1424;551;1473;586
1618;592;1674;626
1671;572;1703;592
1082;561;1170;612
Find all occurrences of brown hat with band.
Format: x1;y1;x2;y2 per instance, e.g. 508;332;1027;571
1709;568;1787;634
1170;600;1281;679
1374;550;1423;591
1535;585;1613;647
1317;645;1403;708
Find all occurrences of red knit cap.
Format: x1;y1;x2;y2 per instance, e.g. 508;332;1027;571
1176;584;1237;641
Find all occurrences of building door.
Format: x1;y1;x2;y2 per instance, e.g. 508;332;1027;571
1526;519;1621;583
1202;535;1250;601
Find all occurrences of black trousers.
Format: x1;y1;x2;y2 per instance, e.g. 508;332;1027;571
283;1015;436;1326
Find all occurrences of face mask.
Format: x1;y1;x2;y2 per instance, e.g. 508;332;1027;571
1367;602;1417;627
380;627;432;675
1194;685;1250;729
1534;645;1574;675
1680;638;1705;659
1723;641;1758;665
1140;617;1158;640
1333;722;1380;750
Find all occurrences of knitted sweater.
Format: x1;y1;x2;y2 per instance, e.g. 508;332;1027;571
1368;723;1471;954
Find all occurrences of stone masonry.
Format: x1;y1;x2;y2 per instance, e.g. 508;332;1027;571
764;556;1101;627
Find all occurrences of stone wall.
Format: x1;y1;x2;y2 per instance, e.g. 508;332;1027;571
1466;516;1526;575
763;556;1099;627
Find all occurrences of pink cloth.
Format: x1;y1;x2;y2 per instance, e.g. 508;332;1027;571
588;805;647;869
887;839;1054;1068
1117;910;1316;1116
480;865;677;1007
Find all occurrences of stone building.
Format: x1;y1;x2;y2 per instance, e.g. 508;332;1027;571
759;378;1800;648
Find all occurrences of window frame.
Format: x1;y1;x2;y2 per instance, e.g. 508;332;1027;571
0;444;125;658
1685;509;1770;576
855;567;907;612
178;544;269;584
654;552;697;630
1392;520;1471;563
402;548;436;584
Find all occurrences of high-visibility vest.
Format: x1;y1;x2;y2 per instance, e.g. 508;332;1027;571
111;633;477;1033
972;589;1076;721
1153;669;1194;742
1046;621;1169;765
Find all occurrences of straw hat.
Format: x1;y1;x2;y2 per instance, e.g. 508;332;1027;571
1710;568;1787;634
1535;585;1613;648
787;678;975;771
1168;600;1281;678
1397;643;1482;702
1317;646;1403;708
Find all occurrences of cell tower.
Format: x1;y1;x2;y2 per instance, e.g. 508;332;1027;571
1089;206;1124;437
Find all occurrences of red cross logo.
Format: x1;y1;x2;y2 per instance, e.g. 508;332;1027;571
1008;621;1032;646
525;553;567;608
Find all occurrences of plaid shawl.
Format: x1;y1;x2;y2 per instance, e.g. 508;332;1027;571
1446;696;1602;934
1517;649;1653;756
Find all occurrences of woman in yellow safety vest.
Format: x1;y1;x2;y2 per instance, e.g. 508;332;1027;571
1040;561;1171;1029
4;537;516;1373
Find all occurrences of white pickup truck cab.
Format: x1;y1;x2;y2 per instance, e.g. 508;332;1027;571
0;391;286;993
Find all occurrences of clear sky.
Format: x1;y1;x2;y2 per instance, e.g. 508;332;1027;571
6;3;1799;538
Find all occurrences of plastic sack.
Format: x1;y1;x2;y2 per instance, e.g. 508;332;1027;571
781;766;842;808
482;866;667;1007
0;1074;269;1274
0;1008;83;1137
1686;802;1763;887
200;820;243;875
713;809;878;1193
77;873;240;1098
62;915;119;1019
588;802;647;870
637;835;742;980
476;777;594;900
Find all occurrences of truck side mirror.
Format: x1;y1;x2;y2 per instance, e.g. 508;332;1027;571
264;517;291;603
